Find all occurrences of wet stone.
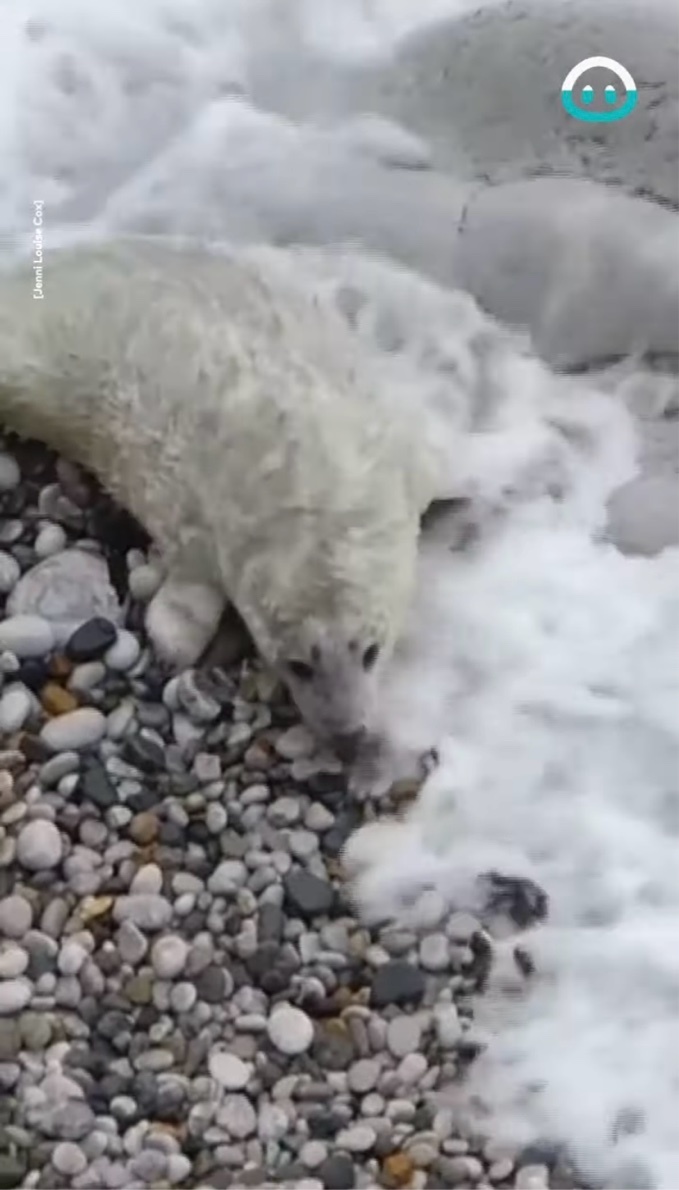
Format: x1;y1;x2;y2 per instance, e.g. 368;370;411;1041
283;870;335;919
65;617;118;662
370;961;426;1008
78;759;118;809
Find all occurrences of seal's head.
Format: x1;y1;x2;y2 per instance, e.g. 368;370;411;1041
230;487;420;759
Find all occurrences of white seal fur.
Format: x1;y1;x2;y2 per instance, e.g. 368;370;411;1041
0;239;455;757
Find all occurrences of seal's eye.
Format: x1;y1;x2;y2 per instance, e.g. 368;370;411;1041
362;643;379;671
288;659;314;682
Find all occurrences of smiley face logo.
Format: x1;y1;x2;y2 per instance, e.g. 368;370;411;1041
561;56;637;123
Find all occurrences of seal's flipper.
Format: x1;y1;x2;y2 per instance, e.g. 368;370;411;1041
145;576;225;671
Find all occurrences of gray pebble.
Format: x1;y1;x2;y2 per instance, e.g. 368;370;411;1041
35;523;67;558
0;453;20;490
52;1141;88;1177
301;1141;328;1169
0;894;33;938
433;1005;463;1049
150;935;189;979
0;552;20;595
219;1093;257;1139
113;896;173;932
386;1014;423;1059
39;751;80;788
347;1058;381;1094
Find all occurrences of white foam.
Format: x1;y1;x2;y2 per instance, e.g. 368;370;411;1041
2;0;678;1185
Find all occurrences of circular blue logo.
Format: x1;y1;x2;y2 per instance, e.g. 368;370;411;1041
561;56;637;123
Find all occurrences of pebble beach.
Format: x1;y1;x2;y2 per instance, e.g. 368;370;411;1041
0;437;564;1190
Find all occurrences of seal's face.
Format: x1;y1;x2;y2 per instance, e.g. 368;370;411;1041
278;622;384;761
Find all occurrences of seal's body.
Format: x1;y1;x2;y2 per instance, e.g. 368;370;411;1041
0;240;443;754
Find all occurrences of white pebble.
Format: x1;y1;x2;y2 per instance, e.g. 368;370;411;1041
0;614;54;658
52;1141;88;1178
40;707;106;752
419;933;450;972
398;1052;429;1085
336;1124;376;1153
130;863;163;895
208;1050;251;1090
16;820;63;871
58;940;88;977
0;945;29;980
167;1154;192;1185
128;563;163;603
0;978;32;1015
0;453;20;491
105;630;141;672
0;685;32;734
433;1004;463;1049
151;935;189;980
68;661;106;693
0;552;20;595
267;1004;314;1055
112;895;172;933
35;523;67;559
207;860;247;893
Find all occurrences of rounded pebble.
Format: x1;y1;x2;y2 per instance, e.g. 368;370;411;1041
208;1050;251;1090
16;820;63;871
0;615;54;658
40;707;106;751
267;1004;314;1055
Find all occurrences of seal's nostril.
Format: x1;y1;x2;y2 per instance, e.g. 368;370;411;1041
333;730;366;764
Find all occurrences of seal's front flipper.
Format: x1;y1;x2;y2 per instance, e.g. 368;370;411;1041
145;575;225;671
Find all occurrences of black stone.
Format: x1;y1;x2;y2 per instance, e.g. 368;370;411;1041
123;735;166;774
307;1110;343;1139
16;658;49;693
369;960;426;1008
159;821;185;848
194;965;229;1004
283;870;335;919
78;759;118;809
321;808;362;858
318;1154;356;1190
0;1155;27;1190
65;617;118;662
258;903;284;943
127;788;161;814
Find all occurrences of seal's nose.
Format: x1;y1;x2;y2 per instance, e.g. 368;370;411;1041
333;729;366;764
